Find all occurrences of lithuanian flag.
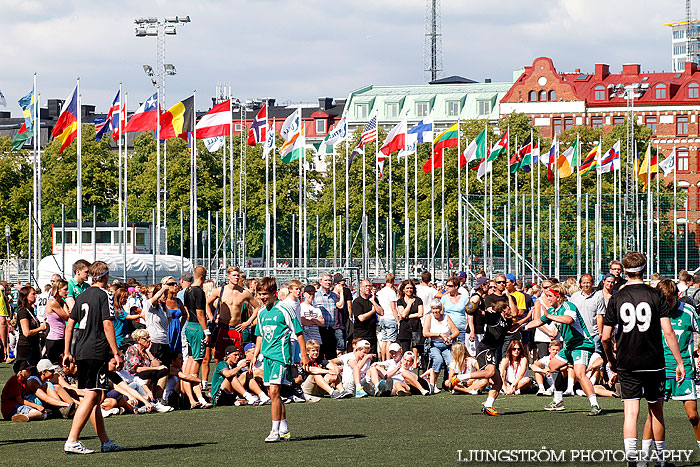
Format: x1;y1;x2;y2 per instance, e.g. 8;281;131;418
160;96;194;139
52;86;78;153
422;122;459;173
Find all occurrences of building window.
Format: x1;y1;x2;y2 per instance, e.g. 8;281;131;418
234;124;242;131
689;83;699;98
385;102;399;118
645;115;657;134
553;118;562;136
549;90;557;101
315;119;326;134
564;117;574;131
477;100;490;115
446;101;460;116
677;148;689;172
594;85;606;101
528;91;537;102
82;231;92;244
656;84;667;99
96;231;111;244
539;90;547;102
136;232;147;246
677;115;689;135
590;116;603;129
613;116;625;126
415;102;429;117
674;29;685;40
356;103;369;119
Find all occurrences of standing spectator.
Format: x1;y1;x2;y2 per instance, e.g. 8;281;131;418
144;282;173;369
397;280;423;356
333;274;352;356
182;266;211;409
15;286;44;368
597;260;626;292
66;259;91;312
441;277;469;344
352;280;383;356
570;274;606;355
44;280;70;364
62;260;123;454
35;284;50;324
0;281;12;362
282;279;303;364
313;273;342;360
300;285;324;344
376;273;399;361
165;279;186;357
416;271;437;326
467;277;489;357
682;273;700;305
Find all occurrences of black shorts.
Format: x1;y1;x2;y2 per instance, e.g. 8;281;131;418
618;369;665;402
215;389;237;406
476;345;498;369
150;342;173;367
76;359;110;391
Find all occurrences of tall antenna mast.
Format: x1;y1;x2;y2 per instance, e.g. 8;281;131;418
688;0;693;67
424;0;442;82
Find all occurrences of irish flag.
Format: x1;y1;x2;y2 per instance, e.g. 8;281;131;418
557;142;578;178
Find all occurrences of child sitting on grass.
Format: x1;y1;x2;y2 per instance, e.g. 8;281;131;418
446;342;486;395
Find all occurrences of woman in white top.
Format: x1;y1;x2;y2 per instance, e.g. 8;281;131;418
422;299;458;390
144;282;172;368
499;339;531;395
446;342;486;394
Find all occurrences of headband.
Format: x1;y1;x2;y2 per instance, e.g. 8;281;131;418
624;264;646;273
93;269;110;279
547;288;563;297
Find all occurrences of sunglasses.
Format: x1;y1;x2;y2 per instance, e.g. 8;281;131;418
495;281;506;285
166;282;177;286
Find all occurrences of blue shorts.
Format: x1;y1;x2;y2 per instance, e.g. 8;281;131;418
379;319;398;342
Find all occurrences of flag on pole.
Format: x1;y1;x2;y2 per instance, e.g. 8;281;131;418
510;135;532;173
349;115;377;166
579;141;600;176
532;138;540;164
544;138;557;182
319;116;348;154
247;104;267;146
638;144;658;185
407;116;434;143
203;136;225;153
263;122;275;159
0;89;6;107
195;100;231;138
280;115;305;163
11;123;31;151
487;129;508;162
476;146;492;182
557;143;577;178
597;140;620;174
160;95;195;140
423;122;459;173
51;86;78;153
18;88;35;131
280;108;302;142
95;89;121;142
659;148;676;176
124;92;158;133
463;128;487;163
380;120;407;155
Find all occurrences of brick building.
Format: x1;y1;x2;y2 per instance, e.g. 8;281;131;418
500;56;700;232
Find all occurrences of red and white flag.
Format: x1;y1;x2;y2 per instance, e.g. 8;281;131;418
195;99;232;138
247;104;267;146
124;92;158;133
380;120;407;156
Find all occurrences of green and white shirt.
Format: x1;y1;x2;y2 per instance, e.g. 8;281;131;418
541;301;595;351
663;301;700;379
255;300;303;365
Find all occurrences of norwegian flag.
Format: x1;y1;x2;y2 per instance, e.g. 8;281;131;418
247;104;267;146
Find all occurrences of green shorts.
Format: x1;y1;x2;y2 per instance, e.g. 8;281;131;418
554;347;593;367
185;322;206;361
263;357;292;386
665;378;697;401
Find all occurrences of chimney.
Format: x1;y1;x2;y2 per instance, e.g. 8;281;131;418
267;98;276;107
575;68;581;73
48;99;62;118
622;63;641;75
685;61;698;75
484;78;492;83
318;97;333;110
594;63;610;79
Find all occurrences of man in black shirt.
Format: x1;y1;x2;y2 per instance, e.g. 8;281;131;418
352;280;384;357
182;265;212;409
597;260;626;292
63;261;122;454
602;252;684;464
467;276;489;356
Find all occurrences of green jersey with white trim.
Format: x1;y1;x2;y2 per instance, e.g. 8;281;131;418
663;301;700;379
255;300;303;365
541;301;595;351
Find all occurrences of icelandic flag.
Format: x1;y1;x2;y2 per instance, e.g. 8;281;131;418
407;116;433;143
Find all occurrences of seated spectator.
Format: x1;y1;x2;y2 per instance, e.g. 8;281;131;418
1;361;45;422
238;343;271;404
24;359;76;418
300;285;324;344
499;340;532;395
583;353;619;398
332;338;374;398
446;342;486;394
422;299;459;391
300;339;341;398
368;342;402;396
123;329;174;412
211;346;264;406
106;355;154;414
530;340;564;396
386;351;431;396
163;353;204;410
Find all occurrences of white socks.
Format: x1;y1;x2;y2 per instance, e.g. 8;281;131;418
553;391;563;403
271;420;280;434
588;394;598;407
624;438;637;459
484;396;495;408
258;392;271;403
567;377;574;392
279;419;288;434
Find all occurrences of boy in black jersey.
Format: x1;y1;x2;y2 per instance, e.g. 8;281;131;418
63;261;123;454
459;300;517;416
602;252;684;465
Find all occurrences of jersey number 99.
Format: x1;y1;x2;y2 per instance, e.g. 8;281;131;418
620;302;651;333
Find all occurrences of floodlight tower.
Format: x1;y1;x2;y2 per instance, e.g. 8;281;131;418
424;0;443;82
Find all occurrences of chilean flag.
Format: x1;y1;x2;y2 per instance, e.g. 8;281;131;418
124;92;158;133
247;104;267;146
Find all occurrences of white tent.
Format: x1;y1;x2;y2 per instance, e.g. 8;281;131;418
38;254;194;288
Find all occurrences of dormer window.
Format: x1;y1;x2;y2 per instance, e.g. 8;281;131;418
594;85;606;101
655;84;667;99
689;83;699;99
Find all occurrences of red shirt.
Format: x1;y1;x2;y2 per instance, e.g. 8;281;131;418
1;375;25;419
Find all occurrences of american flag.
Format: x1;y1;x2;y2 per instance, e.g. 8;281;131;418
359;115;377;145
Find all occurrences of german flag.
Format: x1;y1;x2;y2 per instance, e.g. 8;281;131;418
160;96;194;139
52;86;78;153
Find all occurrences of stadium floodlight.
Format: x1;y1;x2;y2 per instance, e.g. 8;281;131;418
145;17;158;23
164;64;176;75
178;15;191;23
164;25;176;35
143;64;154;76
135;27;147;37
165;16;178;23
145;26;158;36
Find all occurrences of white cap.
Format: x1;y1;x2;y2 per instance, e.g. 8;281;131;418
36;359;58;373
388;342;401;352
356;339;371;349
403;351;415;360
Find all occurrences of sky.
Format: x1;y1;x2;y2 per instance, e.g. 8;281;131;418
0;0;688;115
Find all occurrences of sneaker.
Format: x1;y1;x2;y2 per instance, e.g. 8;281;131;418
481;406;501;416
330;390;345;399
420;388;430;396
396;389;411;397
101;407;119;418
290;394;306;403
136;405;151;414
432;386;441;394
376;379;387;396
355;388;368;398
587;405;603;416
11;413;29;422
245;396;259;405
536;388;546;396
100;440;124;452
544;401;566;411
279;431;291;440
60;402;76;419
543;387;554;396
575;389;586;397
64;441;94;454
280;396;292;404
468;389;480;395
304;394;321;403
340;390;353;399
563;389;574;397
264;431;281;443
153;401;174;413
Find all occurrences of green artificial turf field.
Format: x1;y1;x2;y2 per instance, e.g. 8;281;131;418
1;362;700;466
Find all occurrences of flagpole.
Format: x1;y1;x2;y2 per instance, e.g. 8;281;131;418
222;113;227;269
613;145;617;261
34;74;40;277
413;140;418;270
118;83;123;245
302;115;308;276
431;133;435;278
514;135;518;278
124;93;128;270
388;131;393;274
507;126;511;273
273;118;278;272
264;101;270;275
332;133;337;270
457;119;462;273
537;137;541;277
345;130;350;269
228;88;234;265
647;144;652;280
362;122;367;277
440;132;445;278
193;89;198;265
555;139;560;278
673;145;678;277
156;85;161;255
489;143;493;274
576;134;581;278
404;122;409;279
656;142;660;274
77;77;83;256
481;138;486;274
596;139;602;280
530;130;535;282
375;121;380;277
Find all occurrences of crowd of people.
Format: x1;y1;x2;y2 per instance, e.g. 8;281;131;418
0;254;699;461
